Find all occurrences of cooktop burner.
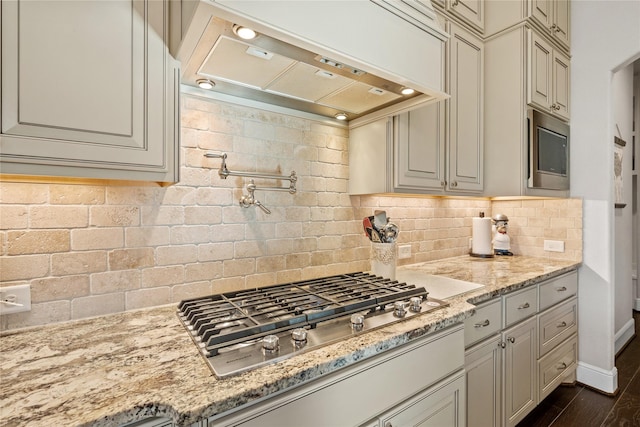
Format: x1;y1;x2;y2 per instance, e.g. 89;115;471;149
177;272;448;378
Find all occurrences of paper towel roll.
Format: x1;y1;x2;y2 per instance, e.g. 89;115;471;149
472;217;493;256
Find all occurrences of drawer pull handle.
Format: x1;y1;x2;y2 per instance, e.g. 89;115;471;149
557;286;567;292
557;321;567;328
474;319;491;328
517;302;530;310
558;362;568;370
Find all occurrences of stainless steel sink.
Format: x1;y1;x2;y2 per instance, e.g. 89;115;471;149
395;269;485;300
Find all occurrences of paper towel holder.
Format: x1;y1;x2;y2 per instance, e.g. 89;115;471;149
470;211;495;258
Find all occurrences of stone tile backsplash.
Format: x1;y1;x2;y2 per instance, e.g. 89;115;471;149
0;95;582;331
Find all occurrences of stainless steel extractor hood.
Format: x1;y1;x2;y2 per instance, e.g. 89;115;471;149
173;0;449;123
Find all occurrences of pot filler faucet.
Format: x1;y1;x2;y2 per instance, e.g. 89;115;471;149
204;152;297;215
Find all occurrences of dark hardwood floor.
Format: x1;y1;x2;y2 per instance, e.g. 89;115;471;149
518;310;640;427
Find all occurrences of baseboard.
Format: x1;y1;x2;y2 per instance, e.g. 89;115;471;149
615;317;637;355
576;362;618;394
634;298;640;311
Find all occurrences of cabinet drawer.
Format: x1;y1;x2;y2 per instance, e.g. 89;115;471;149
538;336;577;401
538;297;577;357
504;287;538;328
464;299;502;348
539;271;578;311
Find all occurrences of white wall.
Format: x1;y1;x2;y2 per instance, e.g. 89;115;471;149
571;0;640;393
612;65;635;354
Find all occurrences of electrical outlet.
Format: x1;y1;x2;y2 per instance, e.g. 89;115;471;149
543;240;565;253
398;245;412;259
0;284;31;315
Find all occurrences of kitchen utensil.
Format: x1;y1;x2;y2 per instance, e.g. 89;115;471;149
381;222;399;243
373;210;387;230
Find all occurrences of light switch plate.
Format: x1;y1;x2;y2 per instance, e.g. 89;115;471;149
0;284;32;315
398;245;412;259
543;240;565;253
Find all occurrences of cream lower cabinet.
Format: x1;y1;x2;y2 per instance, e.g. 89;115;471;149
0;0;179;183
464;270;578;427
503;317;537;427
349;20;483;195
208;326;465;427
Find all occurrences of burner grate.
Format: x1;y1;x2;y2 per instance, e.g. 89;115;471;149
177;272;429;356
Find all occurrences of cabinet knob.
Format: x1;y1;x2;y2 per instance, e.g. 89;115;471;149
452;181;458;187
452;0;460;6
507;336;516;344
550;24;557;31
517;302;530;310
499;341;506;348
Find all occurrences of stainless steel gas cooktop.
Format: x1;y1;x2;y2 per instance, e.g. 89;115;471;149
177;272;448;378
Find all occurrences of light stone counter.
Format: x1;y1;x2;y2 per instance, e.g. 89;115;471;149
0;255;580;427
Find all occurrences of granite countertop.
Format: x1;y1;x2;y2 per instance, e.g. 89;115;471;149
0;255;580;427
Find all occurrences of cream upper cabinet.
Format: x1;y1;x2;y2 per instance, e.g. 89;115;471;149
485;0;570;51
446;21;484;192
447;0;484;33
349;19;483;196
394;103;447;192
530;0;570;49
1;0;179;183
484;24;570;197
528;31;570;121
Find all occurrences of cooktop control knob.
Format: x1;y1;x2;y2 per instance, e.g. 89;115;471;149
291;328;307;343
350;313;365;331
393;301;406;318
262;335;280;352
409;297;422;313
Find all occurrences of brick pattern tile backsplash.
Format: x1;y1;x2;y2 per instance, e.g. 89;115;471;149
0;95;582;331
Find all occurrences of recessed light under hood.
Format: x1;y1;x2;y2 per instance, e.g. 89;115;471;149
181;17;435;122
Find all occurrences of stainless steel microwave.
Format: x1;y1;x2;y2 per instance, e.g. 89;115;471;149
528;109;570;190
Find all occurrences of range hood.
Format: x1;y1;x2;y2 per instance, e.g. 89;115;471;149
173;0;449;123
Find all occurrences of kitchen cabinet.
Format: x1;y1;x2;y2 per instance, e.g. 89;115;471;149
528;31;570;121
464;270;578;427
432;0;484;34
375;371;465;427
529;0;570;49
349;20;483;195
503;316;537;427
485;0;570;51
484;24;570;197
0;0;180;183
208;326;465;427
465;334;502;427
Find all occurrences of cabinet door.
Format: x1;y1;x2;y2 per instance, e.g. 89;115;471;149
465;336;502;427
1;0;178;182
529;0;552;31
447;0;484;33
379;372;465;427
394;103;446;191
503;317;537;427
553;0;570;48
552;50;570;121
528;31;553;112
447;22;483;192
